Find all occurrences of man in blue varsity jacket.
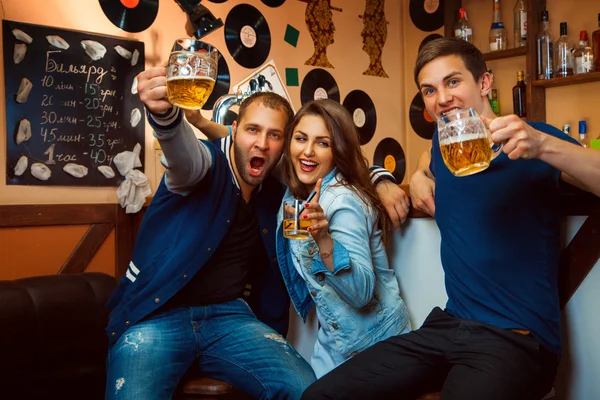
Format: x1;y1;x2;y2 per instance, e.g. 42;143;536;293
105;66;408;400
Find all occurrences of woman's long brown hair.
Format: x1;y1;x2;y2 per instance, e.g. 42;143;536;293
282;99;389;240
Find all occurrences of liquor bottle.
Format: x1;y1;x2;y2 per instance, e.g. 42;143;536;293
513;0;527;48
487;70;500;116
455;8;473;43
555;22;574;78
593;13;600;71
490;89;500;116
489;0;508;51
562;124;570;136
573;30;595;74
578;120;590;148
536;10;553;79
512;71;526;118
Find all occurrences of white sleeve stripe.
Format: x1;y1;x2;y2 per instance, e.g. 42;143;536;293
126;269;137;283
129;261;140;275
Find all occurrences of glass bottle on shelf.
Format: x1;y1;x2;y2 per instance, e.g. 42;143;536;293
489;0;508;51
488;69;500;116
562;124;571;136
555;22;574;78
455;8;473;43
591;13;600;71
536;10;553;79
513;0;527;48
490;89;500;116
573;30;595;74
512;71;526;118
578;120;590;148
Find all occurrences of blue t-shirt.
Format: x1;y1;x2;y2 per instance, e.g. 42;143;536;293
430;122;579;354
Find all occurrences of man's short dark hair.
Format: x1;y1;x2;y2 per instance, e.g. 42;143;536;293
237;92;294;129
414;38;487;88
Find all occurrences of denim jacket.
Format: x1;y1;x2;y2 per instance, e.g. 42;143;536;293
276;169;410;358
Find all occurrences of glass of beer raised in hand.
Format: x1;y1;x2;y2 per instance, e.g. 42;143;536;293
283;199;311;240
438;108;503;177
166;39;218;110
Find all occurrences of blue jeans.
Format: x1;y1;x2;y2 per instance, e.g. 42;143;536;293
106;299;316;399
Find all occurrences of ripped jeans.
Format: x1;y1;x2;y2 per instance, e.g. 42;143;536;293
106;299;316;400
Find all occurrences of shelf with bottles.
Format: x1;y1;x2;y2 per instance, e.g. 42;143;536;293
532;70;600;88
482;47;527;61
451;1;529;62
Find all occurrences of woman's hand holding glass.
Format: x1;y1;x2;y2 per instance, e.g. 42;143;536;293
302;179;330;242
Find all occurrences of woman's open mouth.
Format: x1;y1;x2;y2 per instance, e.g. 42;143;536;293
299;159;318;173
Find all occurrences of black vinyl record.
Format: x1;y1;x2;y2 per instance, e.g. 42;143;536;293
261;0;286;7
224;4;271;69
343;90;377;145
222;110;238;126
418;33;444;53
374;138;406;183
99;0;158;33
300;69;340;105
409;0;444;32
409;92;436;140
202;50;230;110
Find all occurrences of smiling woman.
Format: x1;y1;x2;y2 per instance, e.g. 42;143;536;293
276;99;411;378
289;114;334;192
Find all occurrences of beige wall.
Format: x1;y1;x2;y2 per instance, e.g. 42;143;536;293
0;0;406;206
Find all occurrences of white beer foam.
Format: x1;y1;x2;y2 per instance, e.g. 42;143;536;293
166;75;216;82
439;132;488;146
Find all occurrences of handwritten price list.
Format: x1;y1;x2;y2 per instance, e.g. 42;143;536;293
3;20;145;186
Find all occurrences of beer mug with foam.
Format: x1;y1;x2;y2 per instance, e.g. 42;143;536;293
166;39;218;110
437;108;503;177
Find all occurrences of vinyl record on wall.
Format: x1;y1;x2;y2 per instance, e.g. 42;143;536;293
222;110;238;126
99;0;159;33
300;68;340;105
409;92;436;140
418;33;444;53
374;138;406;183
261;0;286;7
343;90;377;145
409;0;444;32
224;4;271;69
202;50;230;110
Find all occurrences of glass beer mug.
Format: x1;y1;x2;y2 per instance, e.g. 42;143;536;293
166;39;218;110
437;108;503;177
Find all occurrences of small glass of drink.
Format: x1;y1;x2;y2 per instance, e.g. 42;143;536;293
166;39;218;110
283;199;311;240
437;108;503;177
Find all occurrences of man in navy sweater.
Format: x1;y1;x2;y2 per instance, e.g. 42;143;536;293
302;38;600;400
105;66;409;400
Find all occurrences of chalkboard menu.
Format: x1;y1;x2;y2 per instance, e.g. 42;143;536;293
3;20;145;186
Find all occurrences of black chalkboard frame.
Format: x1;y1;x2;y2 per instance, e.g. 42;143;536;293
3;19;146;187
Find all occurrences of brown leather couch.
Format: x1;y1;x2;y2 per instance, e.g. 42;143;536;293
0;273;116;400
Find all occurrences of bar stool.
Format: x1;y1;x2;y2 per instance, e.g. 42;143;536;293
176;373;251;400
417;392;441;400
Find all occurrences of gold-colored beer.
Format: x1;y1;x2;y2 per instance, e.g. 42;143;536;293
283;218;312;240
166;76;215;110
440;136;493;177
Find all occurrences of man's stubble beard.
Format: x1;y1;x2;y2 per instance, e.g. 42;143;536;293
233;139;271;187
